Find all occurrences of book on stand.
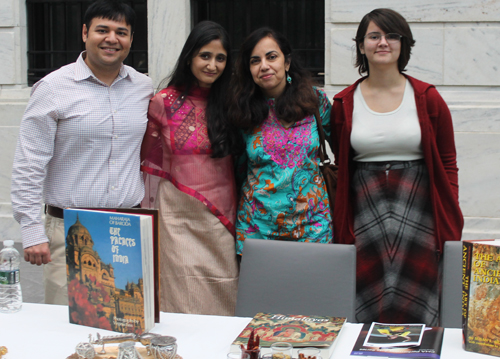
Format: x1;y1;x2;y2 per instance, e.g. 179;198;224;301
462;239;500;356
351;323;444;358
83;207;161;323
231;312;346;359
64;208;155;334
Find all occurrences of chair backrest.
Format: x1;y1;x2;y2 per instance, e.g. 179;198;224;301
235;239;356;322
441;240;463;328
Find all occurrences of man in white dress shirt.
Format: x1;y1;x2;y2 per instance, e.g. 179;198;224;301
11;0;153;304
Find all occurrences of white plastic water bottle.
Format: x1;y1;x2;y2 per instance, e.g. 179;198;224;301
0;240;22;313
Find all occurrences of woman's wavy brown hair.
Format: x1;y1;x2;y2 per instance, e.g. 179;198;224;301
228;27;318;131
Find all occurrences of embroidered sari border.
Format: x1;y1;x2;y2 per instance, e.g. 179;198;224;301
141;165;236;236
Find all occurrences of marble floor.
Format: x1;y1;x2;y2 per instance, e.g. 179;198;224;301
14;242;45;303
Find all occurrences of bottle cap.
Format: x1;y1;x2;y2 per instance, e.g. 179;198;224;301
3;240;14;247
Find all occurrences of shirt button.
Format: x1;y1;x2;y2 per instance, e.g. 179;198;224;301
189;126;195;131
111;186;115;190
114;135;119;139
386;164;391;170
111;160;116;165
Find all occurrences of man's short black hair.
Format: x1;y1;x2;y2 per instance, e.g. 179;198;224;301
84;0;136;34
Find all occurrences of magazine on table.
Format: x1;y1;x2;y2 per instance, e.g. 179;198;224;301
351;323;444;359
231;312;346;359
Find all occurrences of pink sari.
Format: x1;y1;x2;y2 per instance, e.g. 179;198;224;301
141;86;236;234
141;86;238;315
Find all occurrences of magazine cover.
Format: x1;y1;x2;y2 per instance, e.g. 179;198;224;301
64;208;154;334
352;323;444;358
232;313;346;348
363;323;425;347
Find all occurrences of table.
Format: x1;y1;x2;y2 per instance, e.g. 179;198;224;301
0;303;488;359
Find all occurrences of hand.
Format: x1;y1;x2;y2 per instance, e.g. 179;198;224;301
24;243;51;265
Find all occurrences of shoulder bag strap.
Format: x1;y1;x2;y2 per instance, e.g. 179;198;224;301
313;109;331;166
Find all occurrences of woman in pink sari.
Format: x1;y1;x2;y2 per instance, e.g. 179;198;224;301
141;21;239;315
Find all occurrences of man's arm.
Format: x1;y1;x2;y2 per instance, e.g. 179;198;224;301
24;243;51;265
11;79;59;264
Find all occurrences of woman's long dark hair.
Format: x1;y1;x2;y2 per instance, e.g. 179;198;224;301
161;21;236;158
228;27;317;131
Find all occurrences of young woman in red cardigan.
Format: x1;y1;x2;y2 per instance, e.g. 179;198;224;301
330;8;463;326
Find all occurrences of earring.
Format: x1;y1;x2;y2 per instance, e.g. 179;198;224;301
286;71;292;85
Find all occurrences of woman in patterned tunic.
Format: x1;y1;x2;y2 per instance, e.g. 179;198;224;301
228;27;333;255
141;21;239;316
330;9;463;325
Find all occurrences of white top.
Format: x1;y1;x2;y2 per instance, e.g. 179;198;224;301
11;52;154;249
351;79;423;162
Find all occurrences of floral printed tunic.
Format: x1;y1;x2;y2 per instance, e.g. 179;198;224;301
236;88;333;254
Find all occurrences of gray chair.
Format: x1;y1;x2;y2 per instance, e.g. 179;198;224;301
235;239;356;322
441;240;463;328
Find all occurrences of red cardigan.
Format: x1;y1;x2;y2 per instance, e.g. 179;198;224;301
330;75;463;254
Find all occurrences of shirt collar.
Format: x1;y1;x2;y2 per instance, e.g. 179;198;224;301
74;51;134;83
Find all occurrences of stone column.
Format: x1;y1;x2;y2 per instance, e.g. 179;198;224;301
147;0;191;90
0;0;31;242
0;0;27;87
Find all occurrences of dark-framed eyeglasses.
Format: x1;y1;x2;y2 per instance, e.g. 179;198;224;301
364;32;402;43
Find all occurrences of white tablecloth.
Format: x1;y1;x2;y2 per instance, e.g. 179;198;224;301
0;303;487;359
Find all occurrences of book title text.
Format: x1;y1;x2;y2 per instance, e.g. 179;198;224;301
270;314;328;322
109;222;136;264
472;252;500;285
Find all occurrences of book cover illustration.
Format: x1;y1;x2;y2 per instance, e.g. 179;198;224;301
363;322;425;347
232;313;346;348
351;323;443;358
462;239;500;356
84;207;161;323
64;209;153;334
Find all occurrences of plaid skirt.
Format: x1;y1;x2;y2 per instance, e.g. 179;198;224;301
352;160;440;326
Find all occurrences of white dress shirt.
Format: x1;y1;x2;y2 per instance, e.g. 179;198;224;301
11;52;154;248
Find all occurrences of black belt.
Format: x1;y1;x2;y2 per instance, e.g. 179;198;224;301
354;159;424;171
45;204;141;219
45;205;64;219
